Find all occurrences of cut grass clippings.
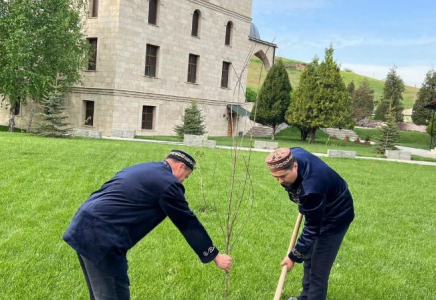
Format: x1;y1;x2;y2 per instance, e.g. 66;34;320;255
1;133;435;299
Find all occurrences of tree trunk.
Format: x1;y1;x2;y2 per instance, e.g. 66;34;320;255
27;99;35;132
8;108;15;132
299;127;309;141
271;125;276;140
309;127;317;144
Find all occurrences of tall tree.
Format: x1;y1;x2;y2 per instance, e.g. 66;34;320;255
32;82;71;137
351;78;374;121
174;101;206;138
374;67;405;122
250;59;292;140
287;46;353;143
412;69;436;125
286;57;320;141
0;0;89;132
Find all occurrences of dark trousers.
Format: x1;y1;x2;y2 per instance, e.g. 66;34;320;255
299;227;349;300
77;254;130;300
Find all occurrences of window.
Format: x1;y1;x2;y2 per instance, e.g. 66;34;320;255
148;0;158;25
84;101;94;126
13;104;20;116
145;44;159;77
87;38;98;71
191;10;200;37
142;106;155;130
89;0;98;17
221;62;231;88
187;54;199;83
225;21;233;46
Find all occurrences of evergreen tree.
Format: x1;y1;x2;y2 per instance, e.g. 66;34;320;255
250;59;292;140
374;112;400;154
287;46;353;143
286;57;320;141
33;85;71;138
347;81;356;95
412;69;436;125
374;67;405;122
174;101;206;138
351;78;374;121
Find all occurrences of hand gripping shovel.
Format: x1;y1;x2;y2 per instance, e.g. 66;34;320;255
273;213;303;300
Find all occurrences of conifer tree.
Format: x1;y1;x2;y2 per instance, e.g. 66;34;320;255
351;78;374;121
174;101;206;138
33;85;71;138
375;112;399;154
412;69;436;125
250;59;292;140
286;57;320;141
374;67;405;122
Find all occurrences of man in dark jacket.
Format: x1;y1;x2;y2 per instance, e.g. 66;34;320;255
265;147;354;300
63;150;232;300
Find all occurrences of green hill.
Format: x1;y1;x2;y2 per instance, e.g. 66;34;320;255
247;57;418;110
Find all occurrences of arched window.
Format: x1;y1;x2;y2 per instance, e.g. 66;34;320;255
225;21;233;46
148;0;158;25
191;10;200;37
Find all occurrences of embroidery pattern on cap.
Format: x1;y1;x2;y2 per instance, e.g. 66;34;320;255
170;151;195;166
268;155;293;170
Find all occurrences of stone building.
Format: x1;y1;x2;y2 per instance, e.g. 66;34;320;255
1;0;276;137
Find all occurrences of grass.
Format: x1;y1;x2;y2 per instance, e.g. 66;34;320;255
0;124;26;132
1;132;435;299
247;57;418;110
354;127;431;150
136;126;432;159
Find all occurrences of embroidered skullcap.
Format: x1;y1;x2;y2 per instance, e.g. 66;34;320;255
167;150;196;170
265;148;293;172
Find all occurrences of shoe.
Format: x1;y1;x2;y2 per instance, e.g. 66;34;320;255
287;297;300;300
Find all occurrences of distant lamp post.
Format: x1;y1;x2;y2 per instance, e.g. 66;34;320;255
424;99;436;150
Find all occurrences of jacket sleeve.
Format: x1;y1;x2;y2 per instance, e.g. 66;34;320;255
289;193;326;263
159;183;219;263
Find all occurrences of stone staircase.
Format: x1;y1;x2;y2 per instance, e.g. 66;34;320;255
322;128;360;141
245;125;273;137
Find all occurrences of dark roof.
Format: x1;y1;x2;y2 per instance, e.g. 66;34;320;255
227;104;250;117
249;23;261;40
424;99;436;110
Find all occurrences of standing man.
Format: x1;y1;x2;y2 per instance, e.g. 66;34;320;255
265;148;354;300
63;150;232;300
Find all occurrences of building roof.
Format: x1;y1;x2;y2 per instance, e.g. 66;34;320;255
249;23;261;40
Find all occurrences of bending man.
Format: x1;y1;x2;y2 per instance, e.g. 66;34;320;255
63;150;232;300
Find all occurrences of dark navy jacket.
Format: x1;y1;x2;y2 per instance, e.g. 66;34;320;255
63;161;219;283
284;148;354;263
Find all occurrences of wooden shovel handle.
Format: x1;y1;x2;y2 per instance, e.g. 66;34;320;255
273;213;303;300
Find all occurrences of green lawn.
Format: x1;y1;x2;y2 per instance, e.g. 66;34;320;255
136;126;432;159
1;132;435;299
354;127;431;150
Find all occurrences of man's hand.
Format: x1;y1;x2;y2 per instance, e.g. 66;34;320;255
281;256;294;272
213;254;232;273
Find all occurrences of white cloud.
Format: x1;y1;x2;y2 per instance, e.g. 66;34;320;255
340;63;431;87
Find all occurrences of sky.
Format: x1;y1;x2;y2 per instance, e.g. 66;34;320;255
251;0;436;87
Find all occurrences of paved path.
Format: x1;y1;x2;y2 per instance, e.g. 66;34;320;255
103;137;436;167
